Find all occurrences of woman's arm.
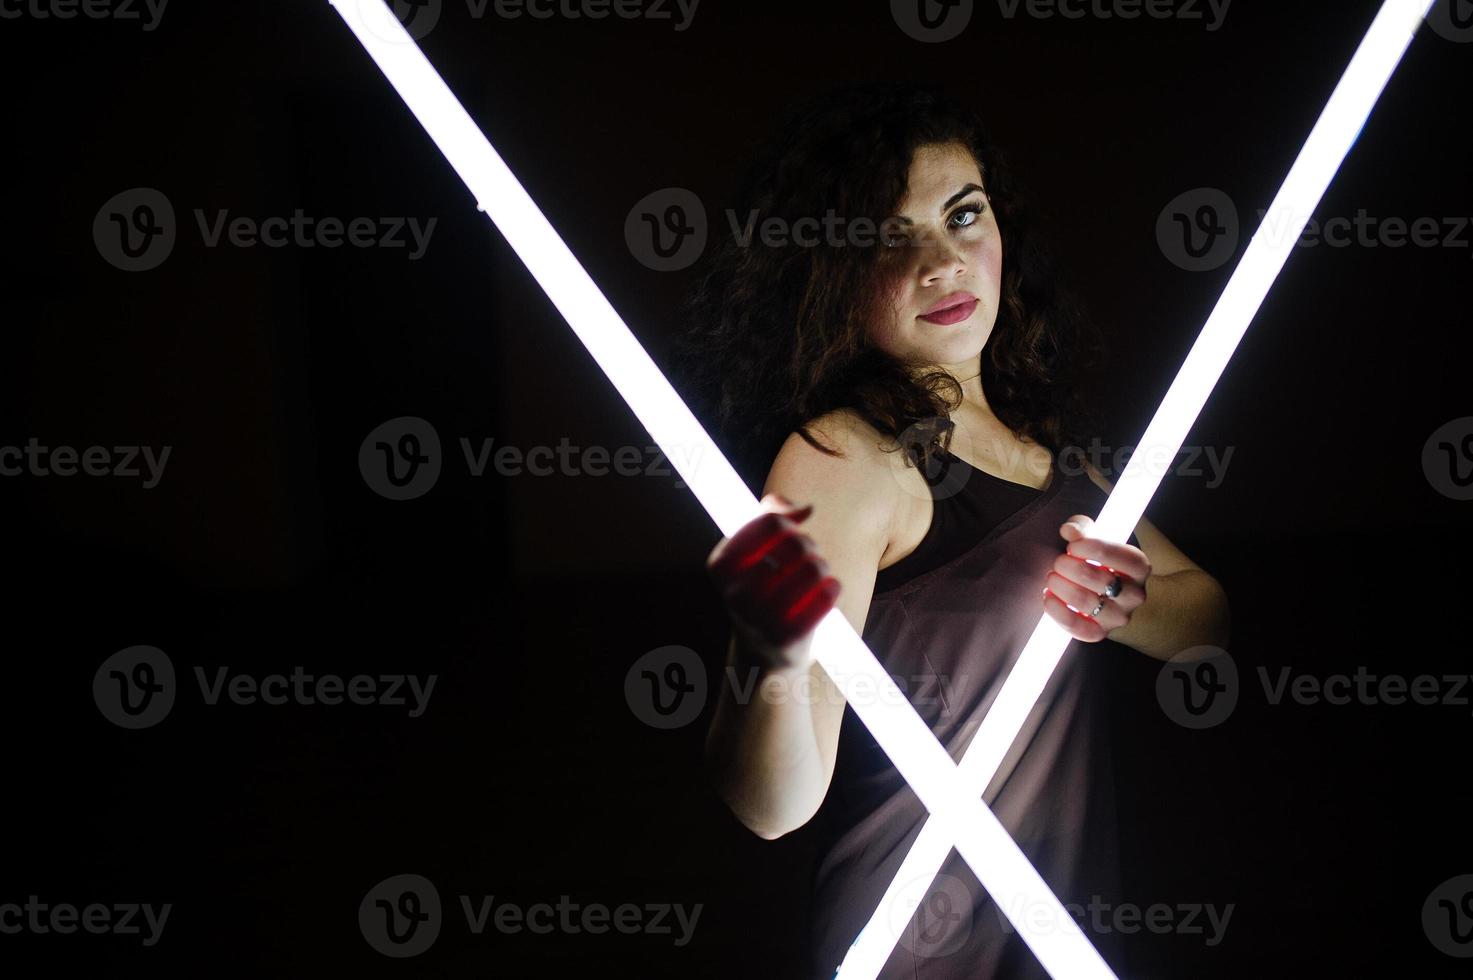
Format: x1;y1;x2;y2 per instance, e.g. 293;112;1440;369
703;412;896;839
1081;460;1231;661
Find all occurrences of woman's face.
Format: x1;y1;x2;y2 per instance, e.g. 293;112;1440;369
868;141;1002;377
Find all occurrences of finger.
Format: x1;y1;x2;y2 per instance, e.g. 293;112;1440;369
1044;572;1128;632
1051;553;1148;609
707;510;809;580
762;493;815;523
780;576;842;640
1044;571;1125;628
707;495;811;568
734;530;817;588
1058;514;1095;539
1042;590;1107;642
727;559;832;645
732;544;829;609
1061;538;1150;584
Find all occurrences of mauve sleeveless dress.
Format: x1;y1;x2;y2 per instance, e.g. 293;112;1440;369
807;444;1139;978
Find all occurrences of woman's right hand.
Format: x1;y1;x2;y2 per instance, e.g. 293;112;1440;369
705;493;842;673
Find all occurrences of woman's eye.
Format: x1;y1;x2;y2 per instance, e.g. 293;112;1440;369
949;204;986;229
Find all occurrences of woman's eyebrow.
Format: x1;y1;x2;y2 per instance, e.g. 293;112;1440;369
893;183;986;224
939;183;985;213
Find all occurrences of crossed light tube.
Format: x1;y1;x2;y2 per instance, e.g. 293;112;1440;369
328;1;1433;976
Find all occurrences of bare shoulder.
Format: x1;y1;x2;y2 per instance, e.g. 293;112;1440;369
762;407;902;554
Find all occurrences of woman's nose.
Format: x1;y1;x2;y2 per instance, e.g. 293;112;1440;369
916;233;966;284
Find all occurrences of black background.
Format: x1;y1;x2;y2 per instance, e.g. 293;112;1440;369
3;0;1471;976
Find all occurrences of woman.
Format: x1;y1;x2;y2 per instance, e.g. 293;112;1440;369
676;82;1230;978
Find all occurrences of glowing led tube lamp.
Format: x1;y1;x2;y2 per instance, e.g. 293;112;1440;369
836;1;1435;975
328;0;1430;976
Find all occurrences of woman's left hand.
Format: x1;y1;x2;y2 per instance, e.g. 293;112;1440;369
1042;515;1151;642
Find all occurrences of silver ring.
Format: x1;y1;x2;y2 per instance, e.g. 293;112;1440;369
1105;575;1123;599
1089;596;1107;617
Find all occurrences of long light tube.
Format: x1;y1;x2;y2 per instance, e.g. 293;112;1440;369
836;1;1434;975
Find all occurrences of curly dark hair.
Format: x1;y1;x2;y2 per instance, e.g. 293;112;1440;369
670;80;1104;491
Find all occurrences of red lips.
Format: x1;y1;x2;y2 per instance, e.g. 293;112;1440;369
917;291;979;326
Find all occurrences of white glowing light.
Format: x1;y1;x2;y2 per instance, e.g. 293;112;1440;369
328;1;1116;976
836;1;1435;976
